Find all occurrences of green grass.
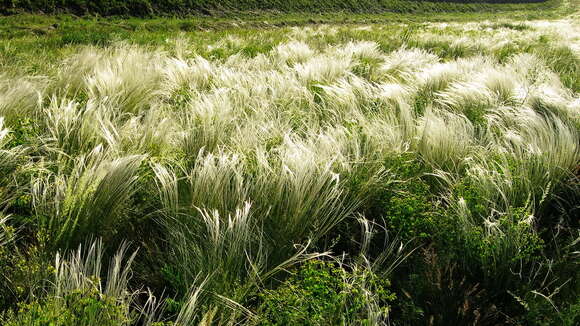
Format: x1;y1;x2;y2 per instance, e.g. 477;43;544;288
0;0;563;16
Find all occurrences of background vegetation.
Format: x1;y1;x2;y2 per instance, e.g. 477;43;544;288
0;0;560;16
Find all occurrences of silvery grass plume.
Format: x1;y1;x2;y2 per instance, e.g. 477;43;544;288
314;76;372;121
417;109;477;173
334;41;383;62
414;56;488;95
44;97;104;155
331;41;384;81
32;147;145;249
157;55;213;101
178;89;238;156
45;89;175;158
83;45;163;114
115;103;178;157
378;47;439;83
0;117;29;209
251;136;361;244
433;112;579;218
273;40;315;65
295;53;353;83
153;144;356;251
0;214;12;247
0;74;46;125
53;239;164;326
435;70;515;113
161;202;263;311
55;46;105;94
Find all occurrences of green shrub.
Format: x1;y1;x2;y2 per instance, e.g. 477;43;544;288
401;247;500;325
0;244;54;311
375;154;443;242
1;286;130;326
516;294;580;326
4;117;37;149
382;177;440;241
464;208;544;278
256;259;396;325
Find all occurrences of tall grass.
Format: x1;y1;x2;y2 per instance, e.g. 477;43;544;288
153;143;367;304
0;118;29;209
32;149;145;249
0;215;11;247
48;239;165;326
0;75;45;125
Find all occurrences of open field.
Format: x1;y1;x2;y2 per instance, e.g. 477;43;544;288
0;1;579;325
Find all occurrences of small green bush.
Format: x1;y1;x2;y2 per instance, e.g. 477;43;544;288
1;286;130;326
4;117;37;148
382;177;440;240
377;155;443;241
0;244;53;311
402;247;500;325
517;295;580;326
257;259;396;325
442;203;545;292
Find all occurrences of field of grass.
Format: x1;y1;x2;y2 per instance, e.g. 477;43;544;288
0;0;563;16
0;0;579;325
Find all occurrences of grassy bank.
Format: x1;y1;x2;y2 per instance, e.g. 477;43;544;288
0;0;561;16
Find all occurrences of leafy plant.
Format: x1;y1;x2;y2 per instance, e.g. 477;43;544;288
1;287;131;326
257;259;396;325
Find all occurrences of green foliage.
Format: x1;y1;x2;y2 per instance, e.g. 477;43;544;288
462;103;488;127
382;178;439;240
536;45;580;92
257;259;396;325
0;0;560;16
401;247;499;325
460;207;545;280
377;155;443;241
515;295;580;326
0;244;54;311
1;286;130;326
488;22;531;31
60;27;112;45
4;117;37;148
444;175;546;284
160;264;186;297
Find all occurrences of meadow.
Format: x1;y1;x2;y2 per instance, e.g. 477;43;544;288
0;1;579;325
